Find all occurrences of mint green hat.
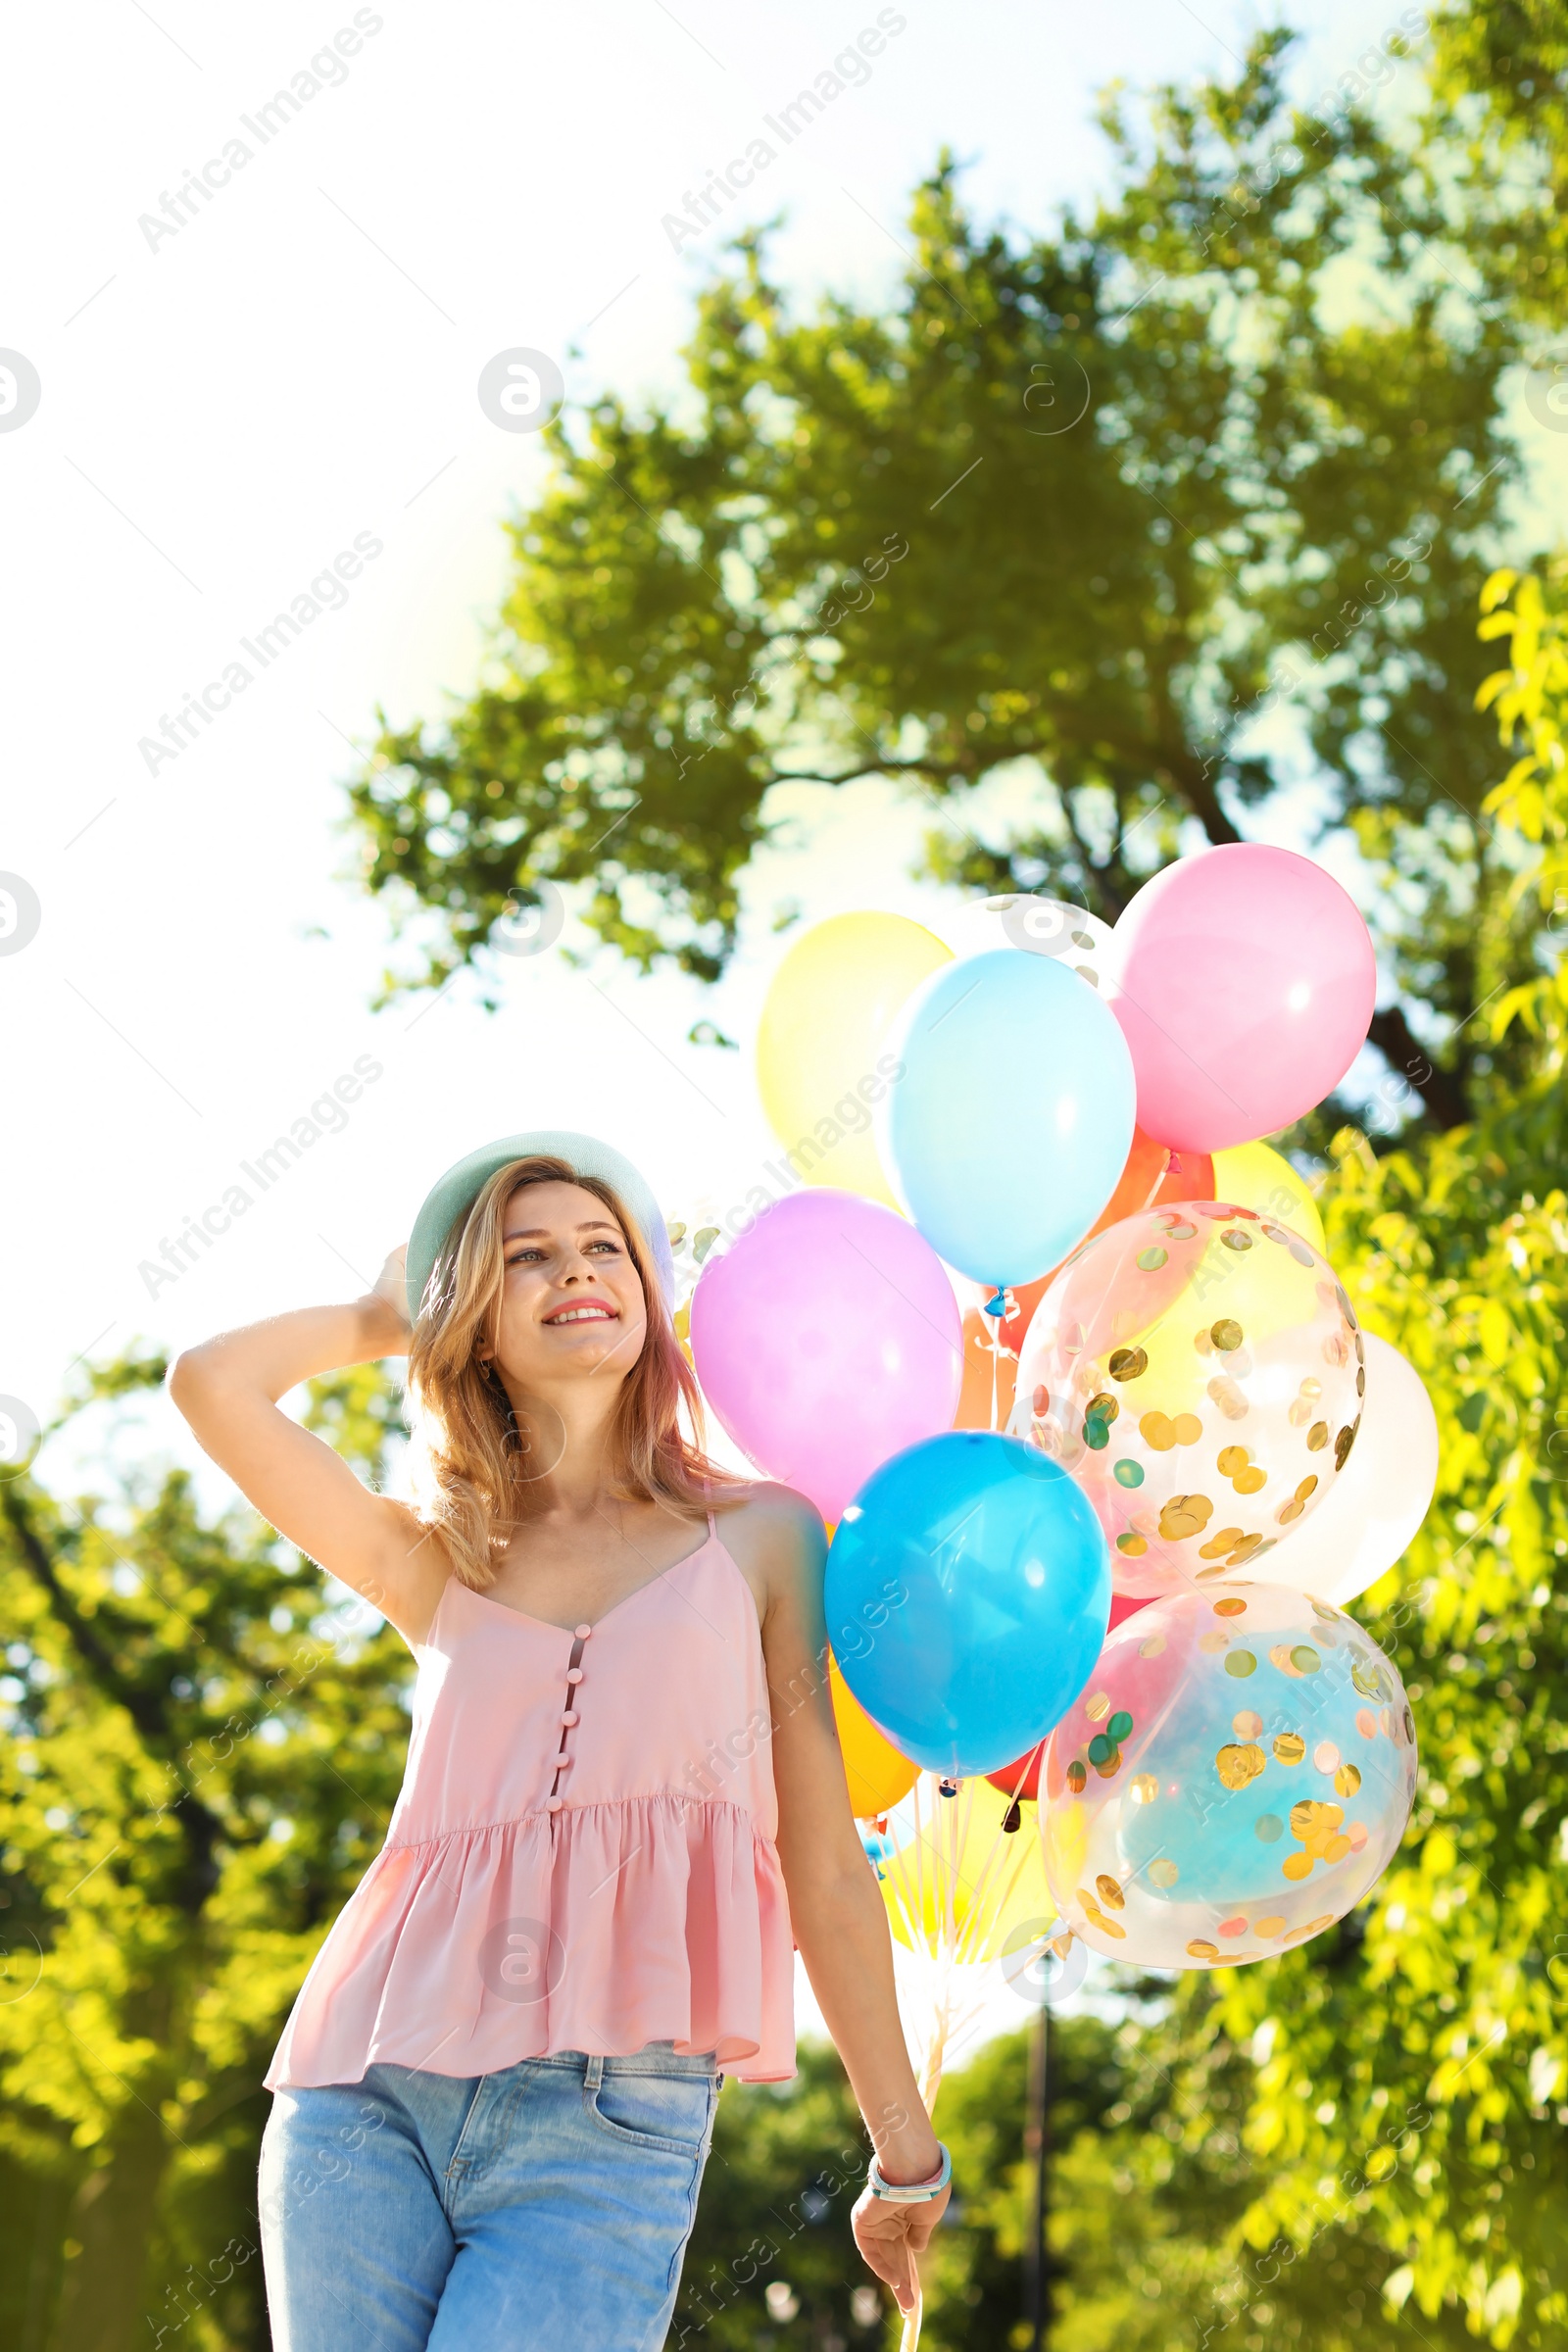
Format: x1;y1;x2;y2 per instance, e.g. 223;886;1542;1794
405;1130;675;1324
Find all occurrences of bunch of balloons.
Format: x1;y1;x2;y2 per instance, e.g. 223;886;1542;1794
687;843;1433;1981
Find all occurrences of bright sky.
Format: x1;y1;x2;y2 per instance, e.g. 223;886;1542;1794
0;0;1550;2044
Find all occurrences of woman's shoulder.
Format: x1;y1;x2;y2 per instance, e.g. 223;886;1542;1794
714;1482;826;1595
716;1479;824;1538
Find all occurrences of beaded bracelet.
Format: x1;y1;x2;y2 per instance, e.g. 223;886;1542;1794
866;2141;952;2203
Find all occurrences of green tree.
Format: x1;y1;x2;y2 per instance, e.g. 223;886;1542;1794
1129;567;1568;2351
350;31;1526;1124
919;2009;1241;2352
1196;1097;1568;2347
923;2011;1409;2352
678;2012;1260;2352
0;1360;413;2352
1430;0;1568;324
674;2041;880;2348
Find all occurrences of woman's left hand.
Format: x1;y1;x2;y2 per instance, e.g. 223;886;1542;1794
851;2179;952;2318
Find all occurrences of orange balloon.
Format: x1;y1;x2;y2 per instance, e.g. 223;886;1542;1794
829;1654;919;1818
955;1306;1020;1430
1003;1125;1214;1354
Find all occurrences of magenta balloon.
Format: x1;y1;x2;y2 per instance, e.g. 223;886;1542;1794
690;1190;963;1522
1106;845;1376;1152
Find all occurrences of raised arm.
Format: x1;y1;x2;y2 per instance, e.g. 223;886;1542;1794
730;1488;950;2319
168;1248;449;1648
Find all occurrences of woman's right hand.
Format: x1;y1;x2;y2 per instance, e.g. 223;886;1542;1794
853;2175;950;2319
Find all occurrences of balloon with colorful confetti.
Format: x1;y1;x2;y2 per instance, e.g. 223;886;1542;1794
1041;1584;1417;1970
1008;1202;1364;1597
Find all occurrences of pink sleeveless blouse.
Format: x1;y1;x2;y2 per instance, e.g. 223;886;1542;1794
267;1522;797;2088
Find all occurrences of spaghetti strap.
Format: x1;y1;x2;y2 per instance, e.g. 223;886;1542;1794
706;1508;716;1540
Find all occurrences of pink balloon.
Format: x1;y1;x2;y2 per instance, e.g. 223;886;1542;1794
1106;844;1376;1152
690;1190;963;1522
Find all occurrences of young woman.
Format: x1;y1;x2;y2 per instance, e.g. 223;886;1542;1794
171;1135;951;2350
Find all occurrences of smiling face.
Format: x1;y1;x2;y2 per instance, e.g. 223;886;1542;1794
486;1178;649;1394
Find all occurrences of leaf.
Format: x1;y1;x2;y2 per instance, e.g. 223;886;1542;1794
1423;1828;1458;1879
1383;2264;1416;2311
1489;982;1544;1042
1479;1298;1511;1364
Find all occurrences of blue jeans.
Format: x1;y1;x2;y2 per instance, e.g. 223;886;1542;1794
259;2048;720;2350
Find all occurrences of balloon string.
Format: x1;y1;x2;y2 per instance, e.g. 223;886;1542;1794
981;1282;1006;1433
898;1770;1042;1980
1140;1148;1175;1213
908;1775;933;1954
941;1777;958;1949
952;1788;1032;1973
905;1820;955;2352
885;1772;1064;2352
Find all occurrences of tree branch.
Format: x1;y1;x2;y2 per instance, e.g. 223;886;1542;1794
1365;1004;1470;1131
2;1487;168;1743
2;1485;224;1912
1161;745;1243;848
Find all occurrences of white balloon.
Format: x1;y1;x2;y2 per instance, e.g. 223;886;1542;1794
1247;1332;1438;1604
985;895;1114;989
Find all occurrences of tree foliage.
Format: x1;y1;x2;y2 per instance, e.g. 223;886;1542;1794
0;1367;412;2352
1106;564;1568;2351
350;30;1534;1124
674;2041;882;2347
1431;0;1568;323
1203;1095;1568;2347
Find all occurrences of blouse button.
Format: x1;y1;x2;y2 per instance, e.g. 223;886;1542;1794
546;1796;564;1813
561;1710;579;1728
575;1623;593;1640
565;1667;584;1686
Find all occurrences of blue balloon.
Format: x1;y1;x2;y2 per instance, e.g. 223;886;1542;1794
876;949;1136;1286
826;1431;1111;1779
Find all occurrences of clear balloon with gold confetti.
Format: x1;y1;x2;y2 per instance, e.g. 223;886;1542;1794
1008;1202;1363;1597
1041;1584;1417;1970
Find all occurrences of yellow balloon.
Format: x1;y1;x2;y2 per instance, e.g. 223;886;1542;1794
757;913;953;1208
881;1778;1052;1962
1210;1140;1327;1256
830;1655;919;1818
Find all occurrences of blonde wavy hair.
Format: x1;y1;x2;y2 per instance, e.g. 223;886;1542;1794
406;1153;741;1588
